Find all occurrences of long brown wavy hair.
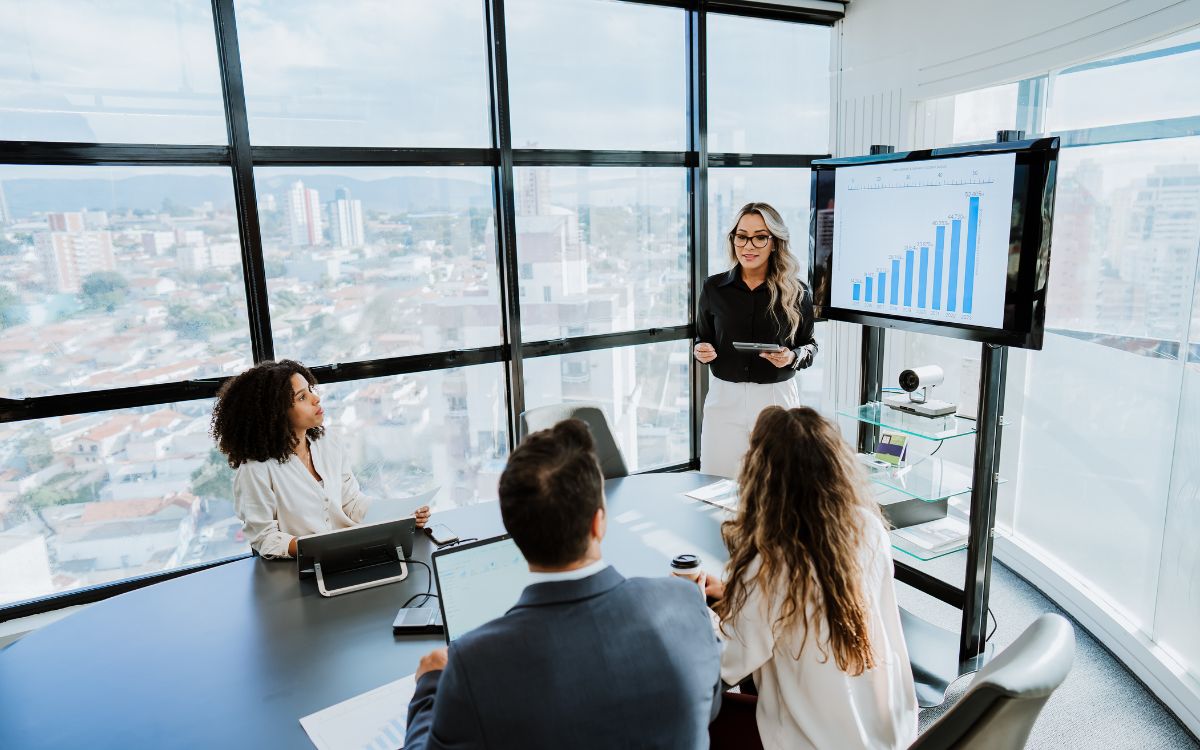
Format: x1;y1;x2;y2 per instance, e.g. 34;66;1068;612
715;406;883;675
210;359;324;468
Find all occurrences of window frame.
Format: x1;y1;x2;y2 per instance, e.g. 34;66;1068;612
0;0;839;621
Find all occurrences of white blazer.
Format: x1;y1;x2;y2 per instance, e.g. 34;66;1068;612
232;433;370;559
719;511;919;750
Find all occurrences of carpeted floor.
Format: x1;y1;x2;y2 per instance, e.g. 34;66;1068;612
897;555;1198;749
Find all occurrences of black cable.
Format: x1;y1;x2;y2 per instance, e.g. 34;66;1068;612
400;592;439;609
986;607;997;642
438;537;478;549
400;558;434;604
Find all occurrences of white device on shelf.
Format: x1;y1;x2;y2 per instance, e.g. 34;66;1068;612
884;365;957;417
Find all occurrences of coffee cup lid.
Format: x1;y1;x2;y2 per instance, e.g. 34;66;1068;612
671;553;700;569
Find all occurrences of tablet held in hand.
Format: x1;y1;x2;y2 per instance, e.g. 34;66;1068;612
731;341;785;353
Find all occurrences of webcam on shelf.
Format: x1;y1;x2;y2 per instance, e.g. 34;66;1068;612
884;365;957;418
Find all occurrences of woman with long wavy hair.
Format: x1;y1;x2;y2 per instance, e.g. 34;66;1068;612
694;202;818;478
699;406;917;749
211;359;429;558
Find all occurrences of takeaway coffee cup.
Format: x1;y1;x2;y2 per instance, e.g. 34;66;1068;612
670;553;702;581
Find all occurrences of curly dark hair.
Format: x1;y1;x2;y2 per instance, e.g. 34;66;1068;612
210;359;324;469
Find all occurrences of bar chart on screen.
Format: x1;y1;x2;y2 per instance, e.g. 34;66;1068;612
833;151;1016;330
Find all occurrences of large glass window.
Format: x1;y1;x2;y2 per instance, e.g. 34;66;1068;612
524;340;692;471
707;14;831;154
514;167;688;341
0;400;236;609
0;166;251;399
950;83;1019;144
923;26;1200;706
505;0;686;150
0;4;837;616
255;167;501;365
1048;27;1200;134
319;366;509;511
235;0;491;147
0;1;226;144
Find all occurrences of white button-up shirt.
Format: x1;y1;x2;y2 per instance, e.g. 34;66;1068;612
719;510;918;750
233;433;370;559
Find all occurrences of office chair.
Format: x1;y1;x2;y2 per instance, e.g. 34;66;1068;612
518;403;629;479
708;691;763;750
909;613;1075;750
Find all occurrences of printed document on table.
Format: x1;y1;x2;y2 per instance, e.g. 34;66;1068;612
301;673;417;750
685;479;738;510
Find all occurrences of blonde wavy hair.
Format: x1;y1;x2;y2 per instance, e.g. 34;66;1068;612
715;406;884;675
725;202;805;341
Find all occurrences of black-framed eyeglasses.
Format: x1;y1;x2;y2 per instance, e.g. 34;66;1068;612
731;233;772;249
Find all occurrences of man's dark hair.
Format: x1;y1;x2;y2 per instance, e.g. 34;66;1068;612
499;419;604;568
210;359;323;468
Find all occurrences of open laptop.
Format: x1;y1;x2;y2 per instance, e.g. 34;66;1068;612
432;534;533;643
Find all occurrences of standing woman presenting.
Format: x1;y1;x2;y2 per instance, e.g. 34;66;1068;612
694;202;817;478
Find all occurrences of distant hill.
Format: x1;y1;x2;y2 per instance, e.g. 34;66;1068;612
2;173;493;219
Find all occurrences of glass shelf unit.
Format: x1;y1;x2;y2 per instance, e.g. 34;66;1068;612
838;402;977;441
891;531;967;561
862;456;1006;503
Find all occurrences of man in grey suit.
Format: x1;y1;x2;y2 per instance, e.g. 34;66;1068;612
405;419;722;749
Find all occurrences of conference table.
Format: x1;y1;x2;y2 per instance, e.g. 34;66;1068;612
0;473;730;750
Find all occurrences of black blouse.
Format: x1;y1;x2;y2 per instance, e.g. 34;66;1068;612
695;268;818;384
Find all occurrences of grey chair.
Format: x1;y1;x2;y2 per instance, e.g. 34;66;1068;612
518;403;629;479
909;613;1076;750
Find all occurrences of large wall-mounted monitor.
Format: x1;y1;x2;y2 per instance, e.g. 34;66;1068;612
809;138;1058;349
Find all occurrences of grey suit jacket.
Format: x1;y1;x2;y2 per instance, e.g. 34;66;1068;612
405;566;722;750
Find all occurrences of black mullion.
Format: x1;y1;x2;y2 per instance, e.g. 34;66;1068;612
484;0;525;449
305;346;507;385
706;1;844;25
0;346;508;424
687;5;709;469
522;325;692;360
0;381;225;423
0;141;229;166
708;152;828;168
211;0;274;363
614;0;694;10
251;146;497;167
512;149;693;167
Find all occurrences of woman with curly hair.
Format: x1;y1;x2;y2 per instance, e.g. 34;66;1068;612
693;406;917;749
693;202;818;479
211;359;430;559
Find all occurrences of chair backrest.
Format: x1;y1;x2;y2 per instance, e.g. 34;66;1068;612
909;613;1075;750
518;403;629;479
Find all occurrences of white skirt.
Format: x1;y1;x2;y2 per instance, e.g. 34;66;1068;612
700;377;801;479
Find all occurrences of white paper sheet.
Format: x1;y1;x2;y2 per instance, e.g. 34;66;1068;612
300;673;417;750
684;479;738;510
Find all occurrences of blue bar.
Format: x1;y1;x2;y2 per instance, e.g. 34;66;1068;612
890;259;900;305
918;245;928;308
933;225;945;310
948;218;961;312
904;249;914;306
876;272;885;302
964;196;979;314
852;282;861;301
865;276;873;301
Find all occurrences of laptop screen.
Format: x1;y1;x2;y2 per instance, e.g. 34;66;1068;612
432;535;533;642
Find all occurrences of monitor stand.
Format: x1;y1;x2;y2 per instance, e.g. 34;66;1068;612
314;546;409;597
